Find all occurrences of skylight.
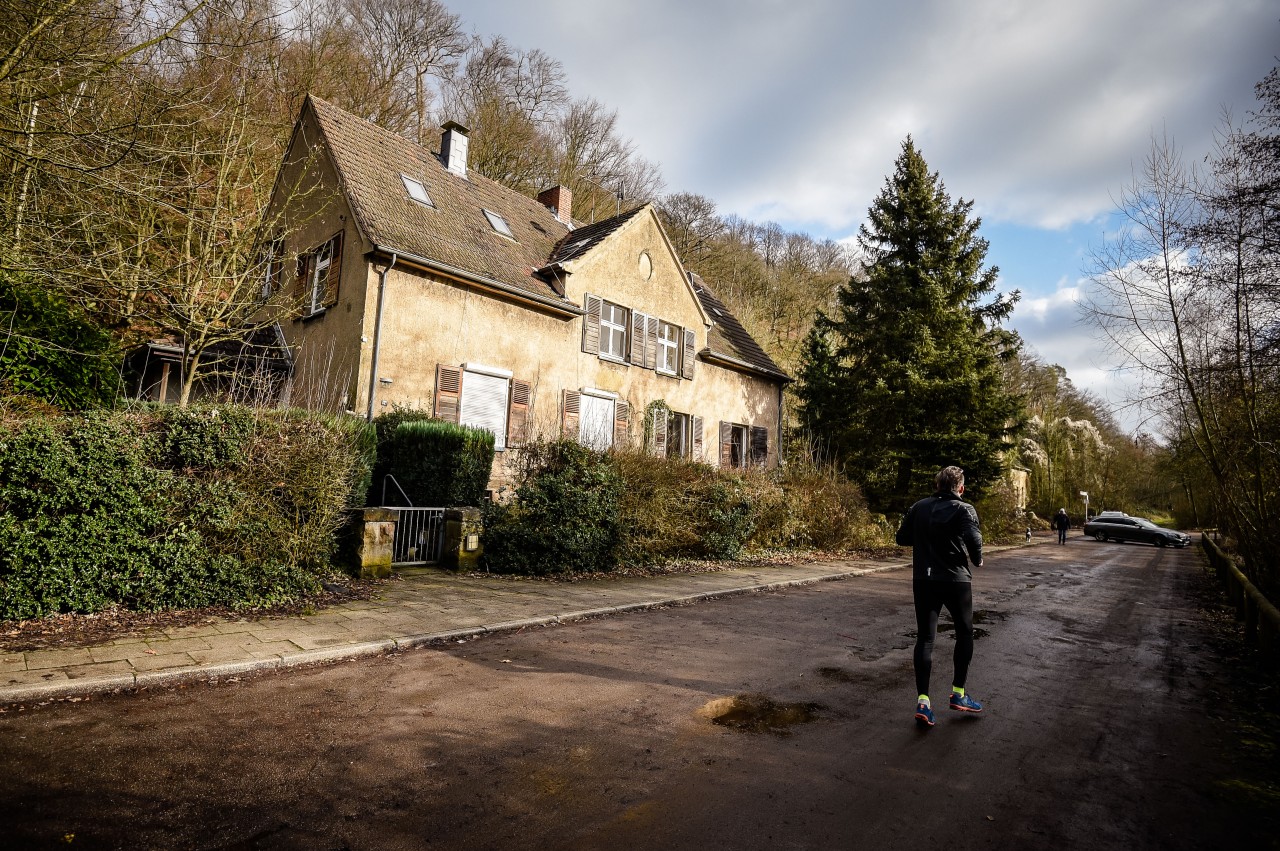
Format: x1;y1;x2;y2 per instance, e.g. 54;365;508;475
401;174;433;207
483;209;515;239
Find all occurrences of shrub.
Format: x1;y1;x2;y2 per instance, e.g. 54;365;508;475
975;477;1028;544
367;411;494;507
482;439;623;575
0;271;119;411
0;405;374;619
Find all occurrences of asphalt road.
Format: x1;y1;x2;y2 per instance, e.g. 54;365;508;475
0;537;1267;850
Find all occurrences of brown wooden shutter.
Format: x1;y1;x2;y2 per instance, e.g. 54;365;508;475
294;252;312;303
562;389;580;437
750;426;769;467
629;311;646;366
691;415;704;461
507;379;531;446
645;317;659;370
582;295;601;354
614;400;631;447
322;231;343;307
719;421;734;468
434;364;461;423
681;329;696;379
651;406;667;457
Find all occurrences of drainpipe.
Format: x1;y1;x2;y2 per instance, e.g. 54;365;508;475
776;383;785;468
366;253;397;421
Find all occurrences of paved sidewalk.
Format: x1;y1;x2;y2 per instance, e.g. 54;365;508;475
1;555;924;704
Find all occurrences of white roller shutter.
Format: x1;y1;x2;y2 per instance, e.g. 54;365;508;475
459;370;510;450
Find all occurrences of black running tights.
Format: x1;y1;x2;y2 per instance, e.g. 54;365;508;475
912;580;974;697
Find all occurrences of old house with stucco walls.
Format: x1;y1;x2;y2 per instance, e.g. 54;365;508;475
265;95;789;487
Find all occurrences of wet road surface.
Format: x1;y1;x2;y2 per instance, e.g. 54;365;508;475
0;538;1264;849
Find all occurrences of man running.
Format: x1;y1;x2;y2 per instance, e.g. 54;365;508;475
896;466;985;727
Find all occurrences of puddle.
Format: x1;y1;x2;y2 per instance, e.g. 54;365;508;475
697;693;823;734
973;609;1007;624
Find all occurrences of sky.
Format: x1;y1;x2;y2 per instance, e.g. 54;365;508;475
456;0;1278;432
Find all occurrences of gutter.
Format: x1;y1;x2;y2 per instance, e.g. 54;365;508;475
699;348;793;383
366;252;397;421
372;245;583;318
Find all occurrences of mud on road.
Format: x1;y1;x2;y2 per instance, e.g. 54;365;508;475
1;538;1276;850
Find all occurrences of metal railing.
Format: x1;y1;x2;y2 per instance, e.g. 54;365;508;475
379;475;445;566
385;506;446;565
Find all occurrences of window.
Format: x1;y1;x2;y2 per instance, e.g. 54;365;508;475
562;389;630;451
483;209;515;239
297;232;343;316
434;364;531;451
719;422;769;469
600;301;628;360
259;236;284;299
657;321;680;374
401;174;434;207
655;409;702;460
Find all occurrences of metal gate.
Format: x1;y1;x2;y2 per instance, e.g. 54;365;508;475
386;507;446;566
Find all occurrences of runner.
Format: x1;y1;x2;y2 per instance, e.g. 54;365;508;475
895;466;985;727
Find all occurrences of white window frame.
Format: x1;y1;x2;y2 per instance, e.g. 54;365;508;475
401;174;434;207
483;208;515;239
307;237;335;315
656;321;680;375
599;301;628;361
667;410;689;459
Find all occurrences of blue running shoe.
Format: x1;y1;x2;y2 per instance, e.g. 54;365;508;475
915;701;935;727
949;692;983;713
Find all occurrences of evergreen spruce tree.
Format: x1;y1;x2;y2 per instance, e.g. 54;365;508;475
797;138;1023;512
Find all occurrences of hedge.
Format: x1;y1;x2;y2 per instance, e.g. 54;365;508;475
0;404;375;619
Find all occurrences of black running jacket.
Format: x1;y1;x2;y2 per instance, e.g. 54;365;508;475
895;491;983;583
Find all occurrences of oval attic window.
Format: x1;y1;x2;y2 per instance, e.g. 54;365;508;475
638;251;653;280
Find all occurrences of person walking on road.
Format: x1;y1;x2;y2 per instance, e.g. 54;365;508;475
896;466;985;727
1053;508;1070;544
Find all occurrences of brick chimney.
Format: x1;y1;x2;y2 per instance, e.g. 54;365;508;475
440;121;469;177
537;185;572;224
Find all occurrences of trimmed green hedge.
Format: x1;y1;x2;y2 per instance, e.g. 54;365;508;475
0;405;375;619
367;411;495;507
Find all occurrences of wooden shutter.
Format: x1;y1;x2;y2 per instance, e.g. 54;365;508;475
294;252;312;303
562;389;580;437
681;329;696;379
629;311;646;366
582;295;601;354
614;400;630;447
719;421;734;468
507;379;531;446
434;364;461;423
691;415;704;461
321;231;343;307
651;406;667;457
645;317;659;370
750;426;769;467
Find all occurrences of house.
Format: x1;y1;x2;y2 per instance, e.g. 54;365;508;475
266;95;790;488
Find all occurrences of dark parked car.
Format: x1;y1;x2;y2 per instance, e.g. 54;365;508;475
1083;512;1191;548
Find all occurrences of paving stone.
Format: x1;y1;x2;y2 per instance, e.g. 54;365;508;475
63;660;134;680
129;653;196;671
24;648;96;671
143;637;214;655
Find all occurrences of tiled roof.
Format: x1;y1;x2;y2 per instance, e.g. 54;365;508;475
306;96;573;305
546;206;647;265
691;275;791;381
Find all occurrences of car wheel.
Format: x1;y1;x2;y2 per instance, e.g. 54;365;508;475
1156;539;1167;547
1093;532;1106;542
